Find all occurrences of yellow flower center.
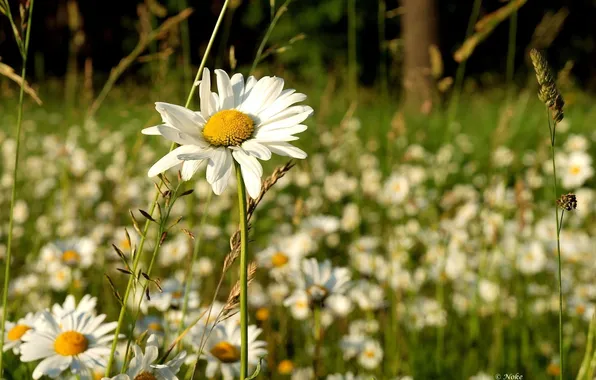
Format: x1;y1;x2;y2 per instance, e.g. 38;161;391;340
364;350;375;358
148;322;164;331
7;324;30;341
278;359;294;374
570;165;581;175
54;331;88;356
134;372;157;380
210;341;240;363
203;110;254;147
271;252;289;268
171;290;183;299
120;238;131;250
256;307;270;321
61;250;81;264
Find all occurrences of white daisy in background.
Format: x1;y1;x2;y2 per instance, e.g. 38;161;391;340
560;151;594;189
20;310;118;379
3;312;40;354
256;244;303;281
357;339;383;370
101;334;186;380
327;372;365;380
198;317;267;380
146;278;200;312
381;174;410;205
285;258;352;313
517;241;547;275
39;238;96;268
143;68;312;198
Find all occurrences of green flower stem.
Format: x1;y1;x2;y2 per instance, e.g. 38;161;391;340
0;1;35;375
235;162;249;380
104;1;231;374
548;111;564;380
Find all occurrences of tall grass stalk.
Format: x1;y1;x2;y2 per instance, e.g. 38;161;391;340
104;0;230;374
378;0;387;95
249;0;292;75
0;0;35;375
446;0;482;129
506;9;518;101
235;162;250;379
548;111;564;380
121;183;182;374
347;0;357;101
178;0;192;86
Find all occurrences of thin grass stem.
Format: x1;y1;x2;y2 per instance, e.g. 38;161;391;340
547;107;564;380
0;1;35;374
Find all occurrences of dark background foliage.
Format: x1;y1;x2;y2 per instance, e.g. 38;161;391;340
1;0;595;87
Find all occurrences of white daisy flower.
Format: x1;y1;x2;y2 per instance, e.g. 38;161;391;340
357;339;383;370
101;334;186;380
198;317;267;380
3;312;41;354
20;311;118;379
285;258;352;313
143;68;313;198
40;238;96;268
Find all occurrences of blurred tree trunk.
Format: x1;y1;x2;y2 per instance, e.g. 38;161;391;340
401;0;438;113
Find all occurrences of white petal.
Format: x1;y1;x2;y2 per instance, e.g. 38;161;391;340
262;142;307;159
232;150;263;199
206;148;233;184
230;73;245;108
241;76;258;104
199;68;214;118
257;105;313;128
148;145;202;177
155;102;203;134
181;160;204;181
215;69;235;110
32;355;71;379
157;125;206;146
238;76;273;114
141;125;163;135
255;124;307;140
241;140;272;160
211;162;233;195
256;109;312;133
258;90;305;121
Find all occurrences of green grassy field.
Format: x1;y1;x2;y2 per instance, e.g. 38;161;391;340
0;70;595;380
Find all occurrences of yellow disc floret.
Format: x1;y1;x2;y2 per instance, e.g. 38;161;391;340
54;331;88;356
271;252;289;268
203;110;254;147
7;325;30;341
210;341;241;363
61;250;81;264
134;372;158;380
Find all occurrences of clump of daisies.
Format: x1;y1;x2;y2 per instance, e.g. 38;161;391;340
101;334;186;380
12;294;119;379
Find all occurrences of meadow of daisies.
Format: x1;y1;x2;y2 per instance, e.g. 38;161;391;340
2;2;596;380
